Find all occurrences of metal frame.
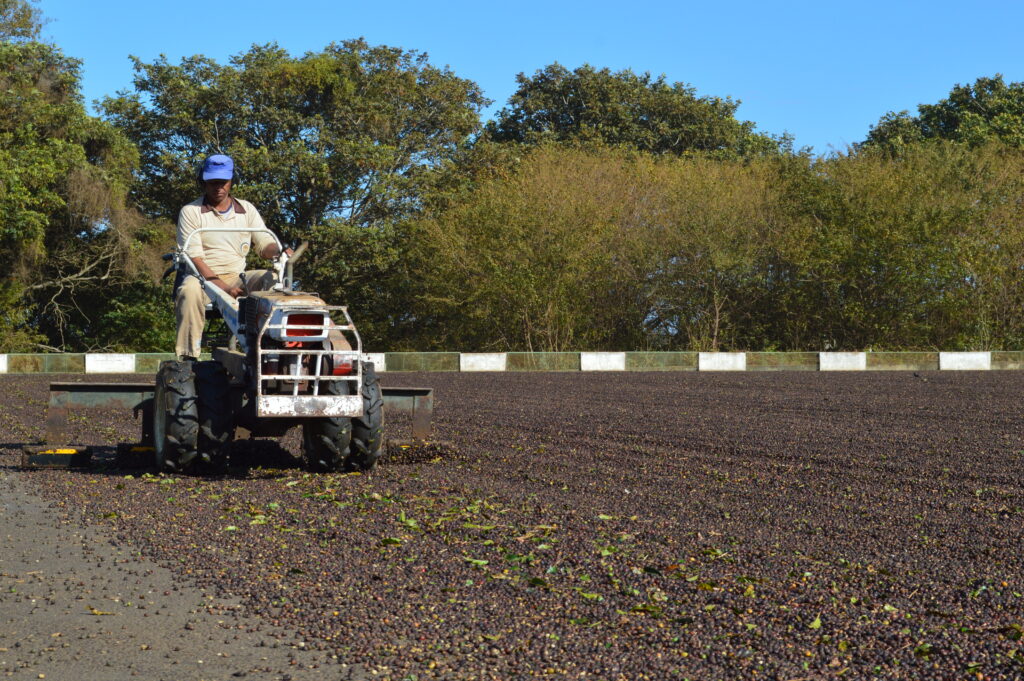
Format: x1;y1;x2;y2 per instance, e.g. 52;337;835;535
253;303;363;418
35;381;435;447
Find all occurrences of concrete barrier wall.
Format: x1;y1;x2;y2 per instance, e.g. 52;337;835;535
938;351;991;370
363;353;387;372
819;352;867;371
866;352;939;371
698;352;747;371
580;352;625;371
506;353;580;371
4;354;85;373
992;351;1024;370
85;353;136;374
748;352;817;371
625;352;697;371
383;352;459;372
0;351;1012;373
460;353;507;372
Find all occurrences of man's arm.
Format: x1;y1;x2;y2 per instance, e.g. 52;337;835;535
244;203;292;261
192;257;244;298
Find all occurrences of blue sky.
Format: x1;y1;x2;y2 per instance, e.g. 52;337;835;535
38;0;1024;155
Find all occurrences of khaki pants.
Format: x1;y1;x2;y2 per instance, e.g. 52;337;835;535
175;270;276;359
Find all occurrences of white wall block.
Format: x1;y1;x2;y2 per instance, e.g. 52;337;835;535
819;352;867;371
580;352;626;371
939;351;991;370
362;353;387;372
85;353;136;374
460;353;507;372
0;354;6;373
698;352;746;371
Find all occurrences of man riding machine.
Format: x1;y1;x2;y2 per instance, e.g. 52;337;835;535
157;154;383;473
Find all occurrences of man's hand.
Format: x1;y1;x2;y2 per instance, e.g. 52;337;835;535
192;257;245;298
209;277;244;298
260;243;294;261
202;271;244;298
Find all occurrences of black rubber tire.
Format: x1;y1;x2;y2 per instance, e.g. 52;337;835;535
302;378;353;473
345;361;384;472
153;360;199;472
194;361;235;471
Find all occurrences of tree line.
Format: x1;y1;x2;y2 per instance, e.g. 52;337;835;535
3;0;1024;353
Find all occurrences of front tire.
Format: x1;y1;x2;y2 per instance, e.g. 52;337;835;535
154;360;199;472
195;361;235;471
302;378;353;472
346;361;384;472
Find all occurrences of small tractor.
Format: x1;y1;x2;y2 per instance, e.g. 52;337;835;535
156;225;384;473
22;225;436;472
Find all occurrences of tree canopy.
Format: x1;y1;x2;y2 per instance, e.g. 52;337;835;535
410;142;1024;352
103;39;490;238
864;75;1024;150
485;63;782;156
99;40;492;350
0;0;41;42
0;3;156;350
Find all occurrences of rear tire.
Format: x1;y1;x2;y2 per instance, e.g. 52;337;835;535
302;378;353;472
154;360;199;472
346;361;384;472
194;361;234;472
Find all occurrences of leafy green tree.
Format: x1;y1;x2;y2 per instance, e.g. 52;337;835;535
412;140;1024;353
0;2;159;351
0;0;41;42
486;63;781;156
103;40;489;235
765;142;1024;350
57;278;178;351
411;145;641;350
864;75;1024;150
412;145;782;351
639;156;779;350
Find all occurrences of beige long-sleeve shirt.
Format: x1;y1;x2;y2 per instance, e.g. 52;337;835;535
176;197;276;275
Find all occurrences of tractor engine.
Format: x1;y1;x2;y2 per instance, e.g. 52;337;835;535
239;291;355;395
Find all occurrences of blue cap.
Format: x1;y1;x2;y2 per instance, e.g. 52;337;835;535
201;154;234;181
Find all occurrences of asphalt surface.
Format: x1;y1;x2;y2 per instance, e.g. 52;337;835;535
0;465;364;681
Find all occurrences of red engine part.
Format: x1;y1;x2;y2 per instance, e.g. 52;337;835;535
332;359;354;376
285;313;326;337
